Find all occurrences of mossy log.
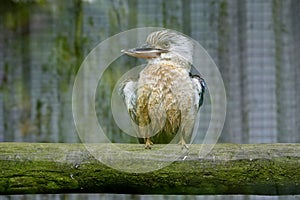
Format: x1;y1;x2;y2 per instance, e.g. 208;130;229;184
0;143;299;195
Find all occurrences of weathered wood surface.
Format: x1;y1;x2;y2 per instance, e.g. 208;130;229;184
0;143;299;195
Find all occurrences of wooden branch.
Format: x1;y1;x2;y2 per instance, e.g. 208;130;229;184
0;143;299;195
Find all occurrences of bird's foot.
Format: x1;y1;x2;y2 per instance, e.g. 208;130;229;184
182;144;189;150
145;138;153;149
178;139;189;150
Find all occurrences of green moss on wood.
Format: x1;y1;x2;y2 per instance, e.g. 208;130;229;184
0;143;299;195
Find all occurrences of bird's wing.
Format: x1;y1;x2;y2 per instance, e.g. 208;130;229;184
190;73;206;110
119;79;138;123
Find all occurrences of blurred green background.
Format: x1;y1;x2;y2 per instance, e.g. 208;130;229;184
0;0;299;144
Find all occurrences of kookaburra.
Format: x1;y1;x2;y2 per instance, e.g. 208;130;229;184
120;30;205;149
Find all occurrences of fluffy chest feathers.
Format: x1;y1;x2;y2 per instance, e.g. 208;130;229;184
138;61;194;111
135;61;197;138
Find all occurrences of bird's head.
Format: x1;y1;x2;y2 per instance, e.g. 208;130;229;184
122;30;194;67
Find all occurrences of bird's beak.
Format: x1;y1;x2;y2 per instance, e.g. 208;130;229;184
121;44;168;59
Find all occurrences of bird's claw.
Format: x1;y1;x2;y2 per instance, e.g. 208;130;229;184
182;144;189;150
145;138;153;149
178;139;189;150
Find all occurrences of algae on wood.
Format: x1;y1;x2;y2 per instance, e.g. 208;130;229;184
0;143;299;195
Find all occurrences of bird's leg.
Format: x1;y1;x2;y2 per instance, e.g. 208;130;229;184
178;125;190;150
178;136;189;150
143;123;153;149
145;138;153;149
178;118;194;150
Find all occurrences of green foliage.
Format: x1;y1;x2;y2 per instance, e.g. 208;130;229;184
46;0;88;92
0;0;47;30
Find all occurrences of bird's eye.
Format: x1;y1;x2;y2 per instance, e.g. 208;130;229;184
163;42;170;48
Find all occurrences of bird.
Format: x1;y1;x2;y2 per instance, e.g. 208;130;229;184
119;30;206;149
